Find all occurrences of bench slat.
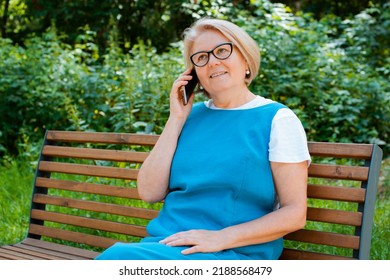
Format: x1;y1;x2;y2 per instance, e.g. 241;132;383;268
38;161;139;180
307;184;366;203
309;163;369;181
42;146;149;163
0;248;41;260
28;224;120;249
284;229;360;249
280;248;354;260
1;245;70;260
36;177;141;199
22;238;99;259
46;130;159;145
308;142;373;159
307;207;362;226
33;194;159;220
31;209;148;237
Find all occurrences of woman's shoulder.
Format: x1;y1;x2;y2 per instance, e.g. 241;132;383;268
191;102;207;113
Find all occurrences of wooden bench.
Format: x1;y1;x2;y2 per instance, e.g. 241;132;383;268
0;130;383;260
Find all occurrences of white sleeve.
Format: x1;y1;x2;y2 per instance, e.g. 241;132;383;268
269;108;311;164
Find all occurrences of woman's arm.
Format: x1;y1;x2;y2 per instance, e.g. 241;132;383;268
159;161;308;254
220;161;307;247
137;69;195;203
137;117;185;203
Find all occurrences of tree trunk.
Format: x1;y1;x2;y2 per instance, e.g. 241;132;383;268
1;0;10;38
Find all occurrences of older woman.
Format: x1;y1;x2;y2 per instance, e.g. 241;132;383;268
95;17;310;260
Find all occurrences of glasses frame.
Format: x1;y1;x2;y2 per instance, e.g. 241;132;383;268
190;42;233;67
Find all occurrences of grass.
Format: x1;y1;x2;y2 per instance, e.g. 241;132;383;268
371;157;390;259
0;156;389;259
0;159;34;245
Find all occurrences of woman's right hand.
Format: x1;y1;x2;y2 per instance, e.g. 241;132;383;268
169;68;196;121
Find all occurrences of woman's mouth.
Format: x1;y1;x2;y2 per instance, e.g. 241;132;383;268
209;71;227;78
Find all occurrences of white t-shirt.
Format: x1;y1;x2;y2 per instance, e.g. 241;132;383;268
204;96;311;164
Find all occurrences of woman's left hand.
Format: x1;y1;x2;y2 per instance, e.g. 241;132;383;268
159;229;226;255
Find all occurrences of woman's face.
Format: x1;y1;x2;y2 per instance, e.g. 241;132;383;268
191;30;248;98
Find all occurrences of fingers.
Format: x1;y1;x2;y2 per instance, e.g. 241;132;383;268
159;230;222;255
173;68;194;88
170;69;196;115
159;232;203;255
159;231;194;247
181;246;201;255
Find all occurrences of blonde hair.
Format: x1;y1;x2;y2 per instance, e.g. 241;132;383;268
183;18;260;85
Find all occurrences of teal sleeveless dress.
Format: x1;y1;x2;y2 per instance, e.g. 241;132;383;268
95;102;286;260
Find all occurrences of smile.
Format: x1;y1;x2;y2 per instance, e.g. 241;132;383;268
210;71;227;78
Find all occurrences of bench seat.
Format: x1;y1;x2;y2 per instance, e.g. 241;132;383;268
0;130;383;260
0;238;99;260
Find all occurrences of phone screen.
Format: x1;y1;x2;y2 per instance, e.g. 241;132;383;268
182;69;198;105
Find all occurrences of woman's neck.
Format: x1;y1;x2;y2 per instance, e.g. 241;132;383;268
210;88;256;109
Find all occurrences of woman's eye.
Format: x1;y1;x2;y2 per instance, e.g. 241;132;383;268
217;47;228;55
197;54;208;62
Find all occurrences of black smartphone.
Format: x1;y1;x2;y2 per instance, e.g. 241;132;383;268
182;69;198;105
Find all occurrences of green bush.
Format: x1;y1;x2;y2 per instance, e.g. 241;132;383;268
0;1;389;157
0;29;184;154
239;2;389;149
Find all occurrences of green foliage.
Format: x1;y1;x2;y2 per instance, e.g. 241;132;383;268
270;0;387;19
237;1;389;150
3;1;387;53
0;27;185;154
0;0;30;41
21;0;243;53
0;0;389;156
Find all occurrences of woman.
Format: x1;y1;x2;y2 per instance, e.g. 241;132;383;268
95;17;310;260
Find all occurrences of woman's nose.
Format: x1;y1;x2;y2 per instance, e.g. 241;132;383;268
207;53;221;66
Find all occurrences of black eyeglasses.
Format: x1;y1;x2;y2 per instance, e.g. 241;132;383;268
190;42;233;67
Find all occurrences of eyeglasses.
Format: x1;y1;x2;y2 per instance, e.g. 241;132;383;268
190;42;233;67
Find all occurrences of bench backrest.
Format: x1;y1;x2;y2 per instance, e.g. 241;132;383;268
28;130;382;259
281;141;382;260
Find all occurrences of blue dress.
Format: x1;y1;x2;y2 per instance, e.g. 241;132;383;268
95;102;286;260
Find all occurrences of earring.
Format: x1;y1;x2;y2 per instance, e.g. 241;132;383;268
245;69;250;76
199;85;204;90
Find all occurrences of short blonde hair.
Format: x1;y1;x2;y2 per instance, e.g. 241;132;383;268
183;18;260;85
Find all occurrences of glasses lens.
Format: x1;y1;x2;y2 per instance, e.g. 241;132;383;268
191;52;209;67
213;43;232;60
190;43;233;67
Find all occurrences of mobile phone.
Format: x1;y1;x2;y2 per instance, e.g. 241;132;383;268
182;69;198;105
